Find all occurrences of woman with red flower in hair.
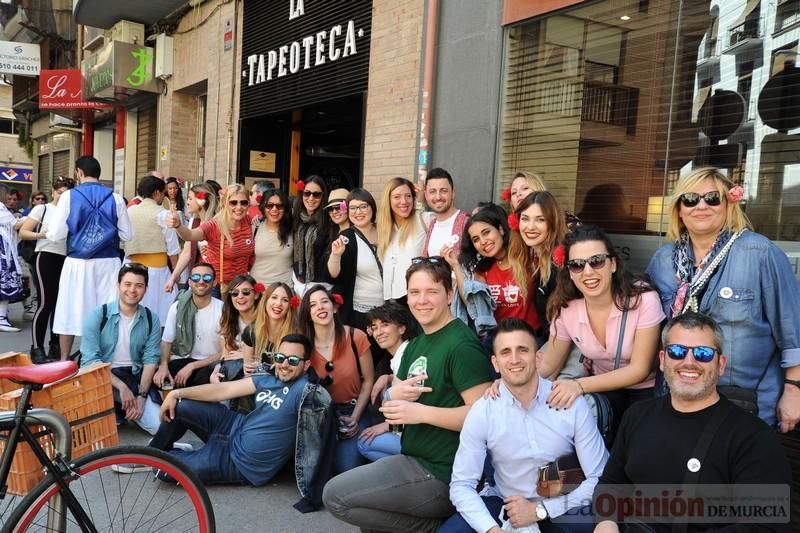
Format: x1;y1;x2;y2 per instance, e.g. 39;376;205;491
241;281;296;374
291;175;334;296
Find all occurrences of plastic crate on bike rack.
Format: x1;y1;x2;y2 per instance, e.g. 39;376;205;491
0;352;32;395
0;362;119;495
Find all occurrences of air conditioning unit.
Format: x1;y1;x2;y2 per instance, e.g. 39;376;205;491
110;20;145;45
155;34;174;79
50;114;78;129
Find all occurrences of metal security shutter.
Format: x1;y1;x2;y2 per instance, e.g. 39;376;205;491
240;1;372;119
136;102;158;180
52;150;70;182
37;153;52;198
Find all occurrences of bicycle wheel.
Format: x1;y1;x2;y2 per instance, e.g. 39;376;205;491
3;445;215;533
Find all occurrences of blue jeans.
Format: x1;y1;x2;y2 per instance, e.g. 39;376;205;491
334;412;370;474
357;430;401;462
438;496;594;533
149;399;248;485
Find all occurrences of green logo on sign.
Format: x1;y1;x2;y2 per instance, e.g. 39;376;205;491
126;48;153;87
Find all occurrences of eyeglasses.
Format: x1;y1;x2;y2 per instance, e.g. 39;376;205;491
264;203;285;211
348;204;370;213
189;273;214;283
566;253;610;274
273;353;304;367
230;288;254;297
303;191;323;199
665;344;718;363
679;191;722;208
228;200;249;207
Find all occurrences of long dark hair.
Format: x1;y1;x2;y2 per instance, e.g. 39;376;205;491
458;203;510;273
259;187;292;246
165;177;185;212
219;274;258;351
297;284;345;349
292;174;328;223
547;225;653;322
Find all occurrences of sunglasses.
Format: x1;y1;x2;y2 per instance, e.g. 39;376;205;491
228;200;249;207
273;353;304;367
264;203;285;211
230;288;254;297
33;196;46;201
189;273;214;283
679;191;722;208
665;343;718;363
566;253;610;274
411;256;444;265
303;191;323;199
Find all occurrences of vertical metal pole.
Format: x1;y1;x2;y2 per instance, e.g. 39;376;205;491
414;0;440;188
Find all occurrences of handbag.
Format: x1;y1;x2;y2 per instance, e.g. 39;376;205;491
18;205;45;263
536;452;585;498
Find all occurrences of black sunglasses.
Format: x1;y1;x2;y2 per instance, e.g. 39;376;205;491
190;273;214;283
33;196;46;201
273;353;304;367
302;190;323;199
665;344;718;363
679;191;722;208
566;253;610;274
411;256;444;265
230;288;254;297
264;202;285;211
228;199;249;207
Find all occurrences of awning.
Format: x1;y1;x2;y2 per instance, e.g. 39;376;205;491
731;0;761;27
72;0;188;29
778;0;791;6
692;86;712;122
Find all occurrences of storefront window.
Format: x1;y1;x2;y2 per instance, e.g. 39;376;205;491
497;0;800;259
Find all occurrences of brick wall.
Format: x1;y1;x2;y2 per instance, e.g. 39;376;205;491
361;0;424;200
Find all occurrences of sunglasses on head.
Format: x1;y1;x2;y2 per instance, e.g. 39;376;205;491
665;343;718;363
228;199;249;207
190;273;214;283
273;353;304;367
411;256;444;265
264;202;284;211
303;190;323;199
566;253;610;274
679;191;722;208
230;288;254;297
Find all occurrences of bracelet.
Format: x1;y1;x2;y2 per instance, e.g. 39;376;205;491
177;390;182;402
572;378;585;394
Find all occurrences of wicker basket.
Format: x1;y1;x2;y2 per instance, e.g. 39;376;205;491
0;362;119;495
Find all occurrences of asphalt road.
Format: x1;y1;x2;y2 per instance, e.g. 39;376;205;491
0;301;356;533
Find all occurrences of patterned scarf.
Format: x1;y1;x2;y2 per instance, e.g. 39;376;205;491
293;211;319;283
670;230;734;316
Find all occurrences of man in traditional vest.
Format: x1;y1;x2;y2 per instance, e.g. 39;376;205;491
46;155;133;359
124;175;179;326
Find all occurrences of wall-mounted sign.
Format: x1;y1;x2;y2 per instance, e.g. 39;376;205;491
0;166;33;183
39;69;113;110
0;41;40;76
82;41;159;102
249;150;276;173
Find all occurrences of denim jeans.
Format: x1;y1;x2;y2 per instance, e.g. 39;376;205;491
438;496;594;533
323;454;454;533
149;398;248;485
334;412;370;474
357;431;401;462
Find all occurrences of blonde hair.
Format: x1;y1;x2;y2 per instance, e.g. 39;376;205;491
511;171;547;193
253;282;296;358
377;177;424;259
214;183;248;245
190;183;218;222
666;167;751;241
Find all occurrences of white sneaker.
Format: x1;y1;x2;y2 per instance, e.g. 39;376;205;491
0;317;20;333
172;442;194;452
111;464;151;474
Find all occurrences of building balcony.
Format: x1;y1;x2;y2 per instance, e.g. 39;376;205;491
73;0;189;29
723;19;763;55
581;81;639;135
697;40;720;69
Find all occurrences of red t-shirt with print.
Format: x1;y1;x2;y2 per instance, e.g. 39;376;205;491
199;217;255;284
483;262;540;330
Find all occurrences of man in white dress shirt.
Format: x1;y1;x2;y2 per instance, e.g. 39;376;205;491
443;318;607;533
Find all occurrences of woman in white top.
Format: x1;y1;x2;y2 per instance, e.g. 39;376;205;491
250;188;293;286
18;176;76;360
376;178;426;304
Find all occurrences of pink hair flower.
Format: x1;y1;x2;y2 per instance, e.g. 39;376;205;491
507;213;519;231
296;180;305;191
332;293;344;306
727;185;744;204
290;295;301;309
552;244;566;269
338;200;347;213
501;187;511;202
253;282;266;294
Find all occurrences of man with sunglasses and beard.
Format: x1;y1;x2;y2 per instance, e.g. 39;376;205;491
154;262;223;389
594;312;791;532
151;333;314;486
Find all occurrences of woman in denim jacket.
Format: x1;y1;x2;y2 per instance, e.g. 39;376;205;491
646;167;800;432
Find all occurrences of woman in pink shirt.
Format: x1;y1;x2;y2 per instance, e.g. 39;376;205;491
543;225;664;433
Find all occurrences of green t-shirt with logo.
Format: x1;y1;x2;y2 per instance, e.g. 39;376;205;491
397;318;492;483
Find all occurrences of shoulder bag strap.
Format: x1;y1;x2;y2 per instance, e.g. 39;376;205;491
348;326;363;382
614;301;629;370
351;226;383;277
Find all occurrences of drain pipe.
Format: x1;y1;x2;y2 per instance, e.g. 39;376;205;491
414;0;440;187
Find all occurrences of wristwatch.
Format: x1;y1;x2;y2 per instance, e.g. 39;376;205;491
137;391;148;398
535;501;548;521
785;379;800;391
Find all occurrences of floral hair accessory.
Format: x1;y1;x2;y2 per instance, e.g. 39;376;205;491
507;213;519;231
552;244;566;269
256;194;263;204
253;282;266;294
290;295;301;309
727;185;744;204
338;200;347;213
296;180;305;191
194;191;207;200
501;187;512;202
175;177;185;188
332;293;344;306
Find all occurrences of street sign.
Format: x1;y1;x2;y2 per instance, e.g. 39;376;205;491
0;41;40;76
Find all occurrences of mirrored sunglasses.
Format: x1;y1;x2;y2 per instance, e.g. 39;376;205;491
679;191;721;208
273;353;304;367
566;253;610;274
190;273;214;283
665;344;717;363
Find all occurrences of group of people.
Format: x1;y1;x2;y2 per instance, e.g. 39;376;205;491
0;155;798;532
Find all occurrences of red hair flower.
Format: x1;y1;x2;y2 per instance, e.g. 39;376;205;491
296;180;305;191
332;293;344;306
290;295;301;309
194;191;207;200
501;187;512;202
507;213;519;231
727;185;744;204
255;194;263;204
253;282;266;294
552;244;566;268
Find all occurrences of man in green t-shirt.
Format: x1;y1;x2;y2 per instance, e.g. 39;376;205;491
323;257;493;532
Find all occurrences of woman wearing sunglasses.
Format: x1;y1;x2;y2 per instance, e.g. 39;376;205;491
646;167;800;433
298;284;374;474
325;188;351;235
241;282;295;373
250;188;293;287
377;178;426;305
167;183;254;295
326;188;383;328
543;225;664;437
292;175;333;295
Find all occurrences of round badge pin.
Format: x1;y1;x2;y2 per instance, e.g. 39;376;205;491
719;287;733;299
687;458;701;472
447;234;460;247
341;236;349;245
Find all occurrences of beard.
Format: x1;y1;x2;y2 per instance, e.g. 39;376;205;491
664;364;718;402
